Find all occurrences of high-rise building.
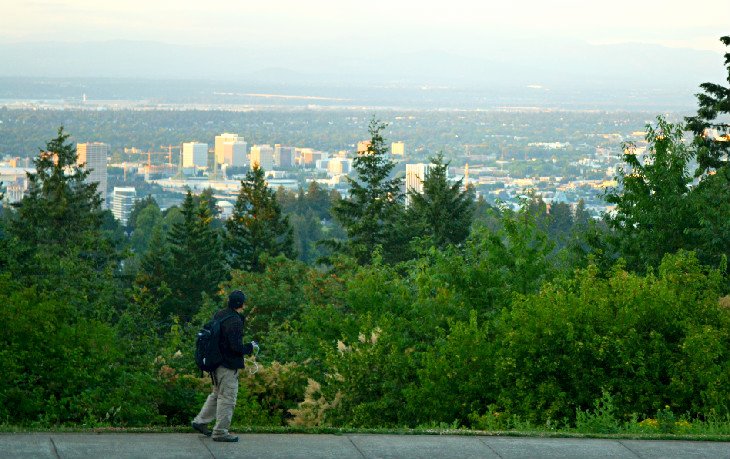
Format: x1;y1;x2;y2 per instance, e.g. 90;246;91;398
222;140;248;167
357;140;372;155
182;142;208;168
77;142;109;205
112;186;137;226
391;141;405;156
298;148;322;167
215;133;243;165
327;158;352;176
274;144;294;168
250;144;274;171
405;163;434;206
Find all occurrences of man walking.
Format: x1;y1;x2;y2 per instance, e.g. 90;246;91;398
192;290;254;442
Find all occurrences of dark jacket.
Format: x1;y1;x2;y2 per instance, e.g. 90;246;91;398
214;308;254;370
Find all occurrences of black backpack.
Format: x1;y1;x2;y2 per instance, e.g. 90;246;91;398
195;311;235;373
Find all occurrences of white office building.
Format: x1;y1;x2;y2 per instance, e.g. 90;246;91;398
274;144;295;168
112;186;137;226
215;133;244;165
77;142;109;205
327;158;352;176
405;163;435;206
182;142;208;168
222;141;248;167
392;141;405;156
250;144;274;171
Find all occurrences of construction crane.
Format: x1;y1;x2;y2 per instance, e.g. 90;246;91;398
160;145;180;167
463;143;491;158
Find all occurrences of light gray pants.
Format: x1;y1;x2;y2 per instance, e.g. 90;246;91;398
193;366;239;436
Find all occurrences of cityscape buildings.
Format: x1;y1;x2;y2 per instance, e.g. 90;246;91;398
77;142;109;205
391;141;405;156
215;133;247;167
222;140;248;168
405;163;434;206
182;142;208;169
274;144;294;168
250;144;274;171
327;158;352;176
357;140;371;155
112;186;137;225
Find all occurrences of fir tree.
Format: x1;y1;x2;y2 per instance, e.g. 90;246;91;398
332;118;404;264
685;35;730;174
225;165;295;272
164;191;227;321
11;127;106;251
406;152;474;248
5;127;119;318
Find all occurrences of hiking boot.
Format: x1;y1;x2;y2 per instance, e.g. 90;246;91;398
212;434;239;442
191;421;212;437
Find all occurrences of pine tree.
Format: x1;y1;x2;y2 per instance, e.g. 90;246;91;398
164;191;227;321
332;118;404;264
5;127;119;318
225;165;295;272
11;127;106;251
685;36;730;174
573;199;591;228
683;35;730;266
406;152;474;248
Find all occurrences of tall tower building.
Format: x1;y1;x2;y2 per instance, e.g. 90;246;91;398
250;144;274;171
112;186;137;226
222;140;248;167
77;142;109;205
215;133;243;165
182;142;208;168
405;163;434;206
357;140;372;155
391;141;405;156
274;144;294;168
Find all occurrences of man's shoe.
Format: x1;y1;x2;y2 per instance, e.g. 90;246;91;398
212;434;239;442
191;421;212;437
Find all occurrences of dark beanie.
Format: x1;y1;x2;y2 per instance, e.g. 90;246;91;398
228;290;246;309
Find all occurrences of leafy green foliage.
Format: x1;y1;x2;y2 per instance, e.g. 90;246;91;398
606;117;695;271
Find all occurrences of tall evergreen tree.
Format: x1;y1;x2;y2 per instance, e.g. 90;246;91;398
406;153;474;248
332;118;404;264
225;165;295;272
10;127;106;251
683;35;730;267
685;35;730;174
163;191;226;321
5;127;119;318
573;199;591;228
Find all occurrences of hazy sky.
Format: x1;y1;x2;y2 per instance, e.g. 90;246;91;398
2;0;728;53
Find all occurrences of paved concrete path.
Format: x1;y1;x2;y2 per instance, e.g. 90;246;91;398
1;433;729;459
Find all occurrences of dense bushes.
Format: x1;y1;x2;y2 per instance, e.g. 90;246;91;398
3;210;729;430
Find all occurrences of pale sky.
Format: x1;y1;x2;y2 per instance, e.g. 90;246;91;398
2;0;728;53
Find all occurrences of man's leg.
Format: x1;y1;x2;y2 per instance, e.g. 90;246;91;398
192;375;220;434
212;367;239;439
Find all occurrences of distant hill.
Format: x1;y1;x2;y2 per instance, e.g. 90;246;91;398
0;39;723;110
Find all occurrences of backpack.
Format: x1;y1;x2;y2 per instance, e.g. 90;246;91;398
195;311;235;373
